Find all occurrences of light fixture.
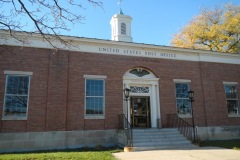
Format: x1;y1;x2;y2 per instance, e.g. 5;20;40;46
123;88;130;128
188;90;194;102
188;89;196;143
123;88;130;99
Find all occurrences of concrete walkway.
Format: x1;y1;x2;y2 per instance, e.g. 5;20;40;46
113;147;240;160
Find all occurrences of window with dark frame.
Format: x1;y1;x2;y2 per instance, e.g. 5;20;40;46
224;84;239;115
85;79;105;115
175;83;191;115
121;22;126;35
3;75;31;118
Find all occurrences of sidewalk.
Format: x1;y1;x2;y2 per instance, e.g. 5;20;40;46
113;147;240;160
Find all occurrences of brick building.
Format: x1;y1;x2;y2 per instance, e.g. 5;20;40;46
0;12;240;152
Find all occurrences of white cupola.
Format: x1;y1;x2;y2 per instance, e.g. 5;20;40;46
110;9;132;42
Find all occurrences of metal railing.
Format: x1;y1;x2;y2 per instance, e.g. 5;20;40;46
166;113;198;143
118;114;133;147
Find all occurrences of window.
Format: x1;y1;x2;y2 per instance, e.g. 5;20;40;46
129;68;150;77
84;75;106;118
224;83;239;116
3;71;32;120
175;83;191;115
121;22;126;35
130;86;149;93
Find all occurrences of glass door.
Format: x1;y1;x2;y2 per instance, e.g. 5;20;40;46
131;97;151;128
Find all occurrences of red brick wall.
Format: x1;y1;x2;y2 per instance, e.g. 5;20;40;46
200;62;240;126
0;46;240;133
0;47;50;132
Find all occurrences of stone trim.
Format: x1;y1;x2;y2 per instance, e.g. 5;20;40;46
4;70;33;75
173;79;191;83
0;130;118;153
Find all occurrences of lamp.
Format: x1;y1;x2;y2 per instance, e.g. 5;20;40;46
188;89;196;143
188;90;194;102
123;88;130;128
123;88;130;99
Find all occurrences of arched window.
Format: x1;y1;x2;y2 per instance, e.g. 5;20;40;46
121;22;126;35
129;68;150;77
124;68;156;78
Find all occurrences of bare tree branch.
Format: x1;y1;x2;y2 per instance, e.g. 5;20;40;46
0;0;103;50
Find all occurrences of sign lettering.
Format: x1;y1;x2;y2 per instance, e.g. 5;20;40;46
98;47;176;59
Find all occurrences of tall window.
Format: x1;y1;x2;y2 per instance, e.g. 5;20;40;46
224;83;239;115
85;79;105;116
3;71;32;119
175;83;191;115
121;22;126;35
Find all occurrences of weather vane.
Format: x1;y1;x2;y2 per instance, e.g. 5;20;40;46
117;0;124;14
118;0;123;5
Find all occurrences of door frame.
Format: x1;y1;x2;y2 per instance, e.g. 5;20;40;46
123;68;161;128
131;96;151;128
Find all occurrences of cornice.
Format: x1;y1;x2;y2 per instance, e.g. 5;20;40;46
0;30;240;65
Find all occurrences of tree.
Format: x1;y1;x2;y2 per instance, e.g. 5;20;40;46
171;4;240;54
0;0;103;49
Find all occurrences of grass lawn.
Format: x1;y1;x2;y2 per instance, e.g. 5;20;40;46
199;139;240;150
0;148;122;160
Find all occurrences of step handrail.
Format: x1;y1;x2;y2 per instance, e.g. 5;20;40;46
118;114;133;147
166;113;198;143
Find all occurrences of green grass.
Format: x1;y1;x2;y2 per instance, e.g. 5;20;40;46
0;148;122;160
199;139;240;150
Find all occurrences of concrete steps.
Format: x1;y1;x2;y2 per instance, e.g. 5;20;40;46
132;128;197;151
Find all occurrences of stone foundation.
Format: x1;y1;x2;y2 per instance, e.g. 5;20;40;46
197;126;240;141
117;130;127;147
1;126;240;152
0;130;118;153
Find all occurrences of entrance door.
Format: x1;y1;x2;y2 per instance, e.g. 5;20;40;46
131;97;151;128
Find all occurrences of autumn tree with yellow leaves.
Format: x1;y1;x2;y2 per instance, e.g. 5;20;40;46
171;4;240;54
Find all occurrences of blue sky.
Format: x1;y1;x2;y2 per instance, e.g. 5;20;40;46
4;1;239;46
64;0;240;46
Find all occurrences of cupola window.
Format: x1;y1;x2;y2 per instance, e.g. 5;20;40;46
121;22;126;35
